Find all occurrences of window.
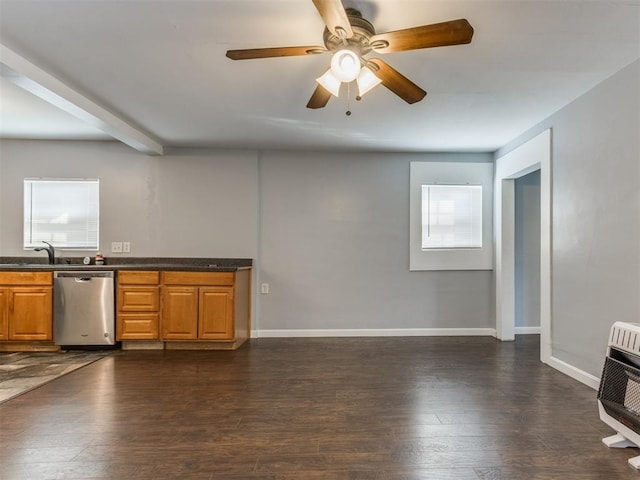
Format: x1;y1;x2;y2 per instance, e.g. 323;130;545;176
409;161;493;271
421;185;482;249
24;179;99;250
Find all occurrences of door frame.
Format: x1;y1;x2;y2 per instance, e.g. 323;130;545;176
494;129;552;364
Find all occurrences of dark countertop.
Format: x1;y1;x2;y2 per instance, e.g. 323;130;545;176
0;257;252;272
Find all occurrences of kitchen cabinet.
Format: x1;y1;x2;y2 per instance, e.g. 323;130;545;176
0;272;53;342
199;287;234;339
161;270;249;348
161;286;234;340
161;287;198;339
117;271;160;340
0;263;251;351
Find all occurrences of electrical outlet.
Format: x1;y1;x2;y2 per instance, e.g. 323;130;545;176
111;242;123;253
123;242;131;253
261;283;269;294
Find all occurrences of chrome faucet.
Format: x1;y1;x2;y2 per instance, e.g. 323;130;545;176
34;241;55;265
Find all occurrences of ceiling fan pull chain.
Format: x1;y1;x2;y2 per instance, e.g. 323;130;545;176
346;82;352;116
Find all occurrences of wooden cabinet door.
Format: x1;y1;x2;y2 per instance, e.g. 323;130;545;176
8;287;53;341
0;288;8;340
199;287;234;340
161;287;198;340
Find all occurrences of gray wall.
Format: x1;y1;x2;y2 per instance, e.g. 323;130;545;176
0;141;259;258
258;151;494;331
497;59;640;377
0;141;495;332
515;170;541;329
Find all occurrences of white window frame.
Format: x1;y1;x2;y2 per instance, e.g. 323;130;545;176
410;161;493;271
24;178;100;250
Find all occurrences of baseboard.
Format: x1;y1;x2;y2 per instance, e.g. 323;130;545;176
252;328;497;338
515;326;541;334
547;355;600;390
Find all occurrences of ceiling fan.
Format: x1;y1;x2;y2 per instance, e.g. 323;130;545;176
226;0;474;110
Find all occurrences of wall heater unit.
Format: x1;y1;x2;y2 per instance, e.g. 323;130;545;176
598;321;640;469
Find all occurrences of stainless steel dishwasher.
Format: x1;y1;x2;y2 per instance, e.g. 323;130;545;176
53;271;115;346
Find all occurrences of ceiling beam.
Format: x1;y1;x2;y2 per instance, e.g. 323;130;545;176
0;43;163;155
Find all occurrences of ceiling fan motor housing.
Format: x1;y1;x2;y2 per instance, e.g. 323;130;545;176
323;8;376;56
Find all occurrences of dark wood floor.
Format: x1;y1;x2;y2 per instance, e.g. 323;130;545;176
0;335;636;479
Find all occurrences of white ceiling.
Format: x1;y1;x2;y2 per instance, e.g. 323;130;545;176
0;0;638;154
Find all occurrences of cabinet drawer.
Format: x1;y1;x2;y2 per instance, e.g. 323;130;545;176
162;271;234;286
118;286;159;311
118;271;159;285
117;313;159;340
0;272;52;286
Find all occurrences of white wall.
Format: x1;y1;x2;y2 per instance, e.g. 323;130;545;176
497;59;640;377
515;170;541;329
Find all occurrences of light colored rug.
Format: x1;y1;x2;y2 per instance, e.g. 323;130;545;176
0;351;110;403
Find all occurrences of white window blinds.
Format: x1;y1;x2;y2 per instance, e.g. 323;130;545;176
421;184;482;249
24;179;99;249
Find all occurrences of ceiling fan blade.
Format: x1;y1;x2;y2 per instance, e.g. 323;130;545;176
368;58;426;104
370;19;474;54
307;85;332;109
312;0;353;38
226;46;326;60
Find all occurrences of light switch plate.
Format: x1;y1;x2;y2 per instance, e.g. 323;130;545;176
111;242;123;253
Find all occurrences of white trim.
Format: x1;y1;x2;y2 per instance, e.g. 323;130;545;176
547;355;600;390
514;326;541;334
539;133;552;364
494;129;552;366
252;328;497;338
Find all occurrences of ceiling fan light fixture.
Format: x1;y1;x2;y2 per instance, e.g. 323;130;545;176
356;66;382;97
316;69;341;97
330;49;360;82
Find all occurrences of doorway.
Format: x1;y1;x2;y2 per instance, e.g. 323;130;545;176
494;129;551;364
515;170;541;334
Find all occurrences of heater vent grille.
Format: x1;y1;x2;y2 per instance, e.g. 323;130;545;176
598;352;640;435
609;323;640;356
599;323;640;468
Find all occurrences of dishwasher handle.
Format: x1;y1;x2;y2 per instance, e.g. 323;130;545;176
54;271;114;279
